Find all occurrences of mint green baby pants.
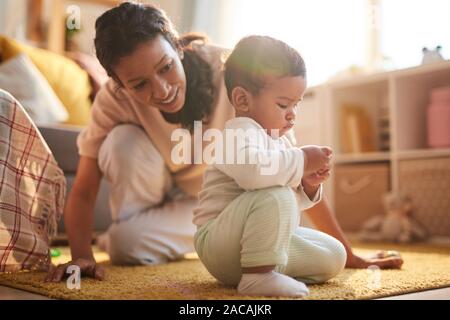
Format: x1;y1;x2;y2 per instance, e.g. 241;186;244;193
194;186;347;286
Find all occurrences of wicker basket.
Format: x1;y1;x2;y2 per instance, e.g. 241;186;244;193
399;157;450;236
334;163;390;232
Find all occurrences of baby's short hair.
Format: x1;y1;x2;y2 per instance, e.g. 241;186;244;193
224;35;306;100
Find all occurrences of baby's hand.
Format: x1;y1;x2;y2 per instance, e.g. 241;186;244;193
302;168;331;187
301;145;332;175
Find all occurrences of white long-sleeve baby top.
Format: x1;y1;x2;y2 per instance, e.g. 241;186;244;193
193;117;322;227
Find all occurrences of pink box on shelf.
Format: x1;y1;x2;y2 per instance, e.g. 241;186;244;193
431;86;450;103
427;86;450;148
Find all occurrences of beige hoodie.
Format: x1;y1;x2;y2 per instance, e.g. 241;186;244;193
77;43;235;197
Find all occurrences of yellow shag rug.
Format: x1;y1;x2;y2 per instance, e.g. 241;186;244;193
1;242;450;300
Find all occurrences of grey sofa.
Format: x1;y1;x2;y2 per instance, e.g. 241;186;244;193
38;125;112;233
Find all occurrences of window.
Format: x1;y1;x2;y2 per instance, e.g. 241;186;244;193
218;0;366;86
208;0;449;85
381;0;450;70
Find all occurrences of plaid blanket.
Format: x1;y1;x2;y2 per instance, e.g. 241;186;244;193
0;89;65;272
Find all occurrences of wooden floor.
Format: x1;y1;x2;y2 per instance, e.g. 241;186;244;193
377;287;450;300
1;284;450;300
0;285;51;300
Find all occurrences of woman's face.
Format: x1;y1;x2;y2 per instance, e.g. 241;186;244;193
113;34;186;113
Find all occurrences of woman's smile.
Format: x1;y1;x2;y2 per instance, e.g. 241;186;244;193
156;87;180;110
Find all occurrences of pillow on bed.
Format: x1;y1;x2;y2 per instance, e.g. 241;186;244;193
0;53;68;125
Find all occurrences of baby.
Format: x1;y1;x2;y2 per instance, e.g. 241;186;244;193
193;35;345;298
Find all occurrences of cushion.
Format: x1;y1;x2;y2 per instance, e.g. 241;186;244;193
0;35;92;126
0;89;65;272
0;53;68;125
66;51;109;101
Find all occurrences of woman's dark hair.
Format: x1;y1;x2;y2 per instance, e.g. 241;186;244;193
224;35;306;100
94;2;214;131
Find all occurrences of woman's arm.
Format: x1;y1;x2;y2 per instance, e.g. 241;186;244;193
65;156;102;260
304;197;404;269
45;156;105;282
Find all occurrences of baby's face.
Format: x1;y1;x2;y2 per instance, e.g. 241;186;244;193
247;75;306;137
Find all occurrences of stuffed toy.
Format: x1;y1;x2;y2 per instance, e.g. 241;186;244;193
359;192;428;243
422;46;444;65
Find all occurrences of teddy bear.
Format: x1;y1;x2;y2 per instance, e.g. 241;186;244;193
422;46;444;65
359;192;428;243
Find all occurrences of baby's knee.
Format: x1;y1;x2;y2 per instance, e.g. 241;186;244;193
244;187;298;224
253;186;297;210
314;239;347;283
327;239;347;277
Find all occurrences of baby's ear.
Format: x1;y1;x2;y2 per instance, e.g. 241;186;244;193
231;86;251;112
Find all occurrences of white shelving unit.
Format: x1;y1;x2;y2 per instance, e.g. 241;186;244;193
294;60;450;235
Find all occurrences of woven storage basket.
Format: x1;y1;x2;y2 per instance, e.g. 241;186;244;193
399;157;450;236
334;162;390;232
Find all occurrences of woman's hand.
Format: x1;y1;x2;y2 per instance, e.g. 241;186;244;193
49;156;104;283
345;250;404;269
44;258;105;282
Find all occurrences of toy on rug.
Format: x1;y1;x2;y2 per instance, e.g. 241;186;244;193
50;248;61;258
359;192;428;243
373;250;401;259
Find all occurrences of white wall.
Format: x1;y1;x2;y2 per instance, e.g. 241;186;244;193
64;0;194;54
0;0;28;41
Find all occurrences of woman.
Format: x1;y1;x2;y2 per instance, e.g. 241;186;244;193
45;2;402;282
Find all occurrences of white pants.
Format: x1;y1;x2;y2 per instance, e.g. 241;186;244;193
195;187;347;285
98;125;197;265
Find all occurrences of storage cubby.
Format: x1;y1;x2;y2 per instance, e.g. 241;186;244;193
329;77;390;155
398;157;450;236
294;59;450;236
393;64;450;152
333;161;391;232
